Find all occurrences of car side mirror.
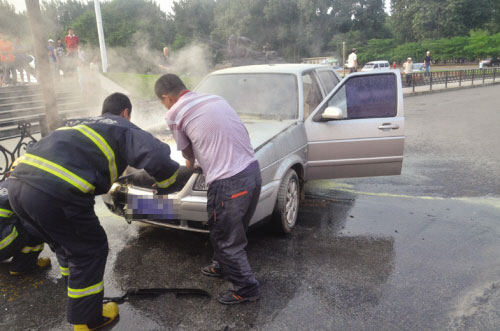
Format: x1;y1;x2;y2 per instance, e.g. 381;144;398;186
321;106;344;120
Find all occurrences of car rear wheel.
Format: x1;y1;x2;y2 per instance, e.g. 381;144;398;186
273;169;299;234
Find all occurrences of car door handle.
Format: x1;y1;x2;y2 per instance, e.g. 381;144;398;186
378;123;400;130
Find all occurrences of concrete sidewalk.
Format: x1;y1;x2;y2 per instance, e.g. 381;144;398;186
403;77;500;97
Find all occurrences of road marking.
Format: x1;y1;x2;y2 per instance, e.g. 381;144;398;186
307;181;500;210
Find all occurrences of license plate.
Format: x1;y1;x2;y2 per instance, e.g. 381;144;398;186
126;195;180;220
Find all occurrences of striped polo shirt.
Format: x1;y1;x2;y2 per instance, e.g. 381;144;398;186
165;91;256;185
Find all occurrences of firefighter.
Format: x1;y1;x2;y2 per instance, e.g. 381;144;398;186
8;93;179;331
0;178;50;275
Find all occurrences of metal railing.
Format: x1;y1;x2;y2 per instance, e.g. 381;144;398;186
0;84;96;181
0;122;38;181
403;68;499;92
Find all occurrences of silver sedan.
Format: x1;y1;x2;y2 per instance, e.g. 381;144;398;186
103;64;405;233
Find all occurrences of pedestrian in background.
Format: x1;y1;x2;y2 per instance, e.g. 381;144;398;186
13;38;35;85
424;51;431;76
47;39;59;78
0;34;5;86
392;61;397;69
65;28;80;77
56;38;65;77
403;57;413;87
347;48;357;73
0;33;17;87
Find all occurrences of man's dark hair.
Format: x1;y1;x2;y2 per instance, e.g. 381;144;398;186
154;74;187;99
102;92;132;116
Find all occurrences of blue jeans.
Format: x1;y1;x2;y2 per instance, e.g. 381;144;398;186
425;65;430;76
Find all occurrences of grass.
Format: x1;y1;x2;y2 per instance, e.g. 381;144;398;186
103;72;200;99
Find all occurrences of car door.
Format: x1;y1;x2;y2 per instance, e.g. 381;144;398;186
304;71;404;180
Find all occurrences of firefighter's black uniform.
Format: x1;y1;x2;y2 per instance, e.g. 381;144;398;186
8;113;179;325
0;181;45;273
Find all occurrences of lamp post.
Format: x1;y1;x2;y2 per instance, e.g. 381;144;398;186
342;41;346;77
94;0;108;72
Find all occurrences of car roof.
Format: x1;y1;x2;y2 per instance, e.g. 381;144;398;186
209;64;331;76
366;61;389;64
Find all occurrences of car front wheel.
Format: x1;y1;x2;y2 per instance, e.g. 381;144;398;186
273;169;299;234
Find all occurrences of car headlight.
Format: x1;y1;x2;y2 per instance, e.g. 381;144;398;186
193;174;209;191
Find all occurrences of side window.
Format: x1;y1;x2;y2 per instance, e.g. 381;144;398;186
302;73;323;119
318;73;397;120
374;64;379;68
318;70;340;94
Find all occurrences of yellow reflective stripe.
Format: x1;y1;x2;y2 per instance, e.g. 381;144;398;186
0;226;18;250
0;208;14;218
68;281;104;299
58;125;118;183
21;243;44;253
60;266;69;276
156;169;178;188
22;153;95;194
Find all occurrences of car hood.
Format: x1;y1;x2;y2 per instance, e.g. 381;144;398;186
158;119;297;164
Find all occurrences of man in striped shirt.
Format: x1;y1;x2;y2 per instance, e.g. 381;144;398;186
156;74;261;305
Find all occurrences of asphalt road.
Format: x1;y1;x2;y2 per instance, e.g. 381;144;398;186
1;85;500;330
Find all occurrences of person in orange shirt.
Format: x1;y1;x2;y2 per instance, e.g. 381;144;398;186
0;33;17;86
0;34;5;86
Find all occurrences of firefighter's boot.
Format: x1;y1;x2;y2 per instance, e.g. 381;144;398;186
73;302;119;331
9;257;51;275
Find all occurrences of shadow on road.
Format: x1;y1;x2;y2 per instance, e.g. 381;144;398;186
109;189;395;330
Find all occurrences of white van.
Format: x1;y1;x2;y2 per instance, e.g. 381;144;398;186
361;61;390;72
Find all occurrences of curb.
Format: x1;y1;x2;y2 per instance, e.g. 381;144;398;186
403;80;500;97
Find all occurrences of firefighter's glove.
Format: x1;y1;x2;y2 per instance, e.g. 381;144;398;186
154;179;183;195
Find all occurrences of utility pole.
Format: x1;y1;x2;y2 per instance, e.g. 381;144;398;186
25;0;59;133
94;0;108;72
342;41;346;77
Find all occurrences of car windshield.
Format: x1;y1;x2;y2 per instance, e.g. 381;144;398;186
195;73;298;120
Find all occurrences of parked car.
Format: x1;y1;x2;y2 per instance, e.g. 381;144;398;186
361;61;390;72
412;63;426;73
479;57;500;68
102;64;405;234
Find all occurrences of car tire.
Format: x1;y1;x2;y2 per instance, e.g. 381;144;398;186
273;169;299;234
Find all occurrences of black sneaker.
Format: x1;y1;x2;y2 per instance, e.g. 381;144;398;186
201;262;223;277
217;290;260;305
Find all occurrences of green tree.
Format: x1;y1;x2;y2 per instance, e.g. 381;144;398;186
169;0;216;49
71;0;169;48
464;30;500;58
0;1;28;39
391;0;495;42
